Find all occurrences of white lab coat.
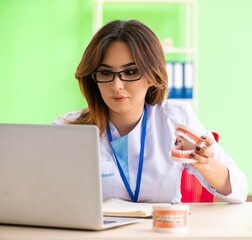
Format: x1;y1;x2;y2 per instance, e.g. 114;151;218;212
54;100;248;203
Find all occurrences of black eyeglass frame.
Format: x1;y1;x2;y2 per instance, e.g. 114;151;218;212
91;70;142;83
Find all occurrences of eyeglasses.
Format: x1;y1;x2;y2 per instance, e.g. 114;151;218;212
91;69;142;83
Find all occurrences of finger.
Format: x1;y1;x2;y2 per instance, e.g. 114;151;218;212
200;135;215;147
174;138;182;146
195;145;214;158
189;152;212;165
195;140;207;149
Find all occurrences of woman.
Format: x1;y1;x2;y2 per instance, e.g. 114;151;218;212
54;20;248;203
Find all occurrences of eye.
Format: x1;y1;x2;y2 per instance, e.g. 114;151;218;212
124;69;138;76
99;70;113;76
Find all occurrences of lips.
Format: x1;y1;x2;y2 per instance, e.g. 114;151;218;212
111;95;128;101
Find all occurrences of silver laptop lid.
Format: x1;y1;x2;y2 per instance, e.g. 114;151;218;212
0;124;104;229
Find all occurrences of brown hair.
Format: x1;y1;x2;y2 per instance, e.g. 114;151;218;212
73;19;168;135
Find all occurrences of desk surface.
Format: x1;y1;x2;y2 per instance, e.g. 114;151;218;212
1;202;252;240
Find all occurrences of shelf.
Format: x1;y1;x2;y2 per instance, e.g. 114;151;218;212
93;0;198;113
164;48;196;54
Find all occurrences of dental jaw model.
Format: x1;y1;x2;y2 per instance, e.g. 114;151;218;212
169;124;203;164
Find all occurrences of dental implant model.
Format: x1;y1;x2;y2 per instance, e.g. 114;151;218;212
169;124;203;163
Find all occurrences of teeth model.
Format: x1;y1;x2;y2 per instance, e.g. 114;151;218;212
169;124;202;163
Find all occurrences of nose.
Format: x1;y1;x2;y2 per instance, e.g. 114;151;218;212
110;73;124;92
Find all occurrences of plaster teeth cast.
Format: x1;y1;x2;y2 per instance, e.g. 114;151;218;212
169;124;202;163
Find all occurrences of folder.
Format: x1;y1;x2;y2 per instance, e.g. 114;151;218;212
183;62;194;98
173;62;183;98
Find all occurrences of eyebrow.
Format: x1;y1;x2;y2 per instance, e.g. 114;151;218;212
98;62;136;69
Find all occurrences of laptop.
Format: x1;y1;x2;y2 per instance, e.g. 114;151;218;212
0;123;142;230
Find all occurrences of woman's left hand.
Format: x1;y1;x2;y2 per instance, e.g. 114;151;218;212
189;134;232;195
189;135;215;169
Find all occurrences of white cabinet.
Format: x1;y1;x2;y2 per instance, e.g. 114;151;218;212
93;0;198;112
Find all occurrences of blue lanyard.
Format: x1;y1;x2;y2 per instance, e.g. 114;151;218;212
107;105;147;202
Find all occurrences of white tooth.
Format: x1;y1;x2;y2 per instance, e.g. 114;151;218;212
187;136;196;144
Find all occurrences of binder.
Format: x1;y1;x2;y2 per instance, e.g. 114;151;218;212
173;62;183;98
183;62;194;98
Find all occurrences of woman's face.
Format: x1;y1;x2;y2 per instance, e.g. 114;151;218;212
96;41;151;118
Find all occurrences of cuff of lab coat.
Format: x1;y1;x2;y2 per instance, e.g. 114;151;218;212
210;164;248;203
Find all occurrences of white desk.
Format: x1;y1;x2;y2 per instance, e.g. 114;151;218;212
1;203;252;240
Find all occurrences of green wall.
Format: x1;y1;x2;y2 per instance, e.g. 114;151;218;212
0;0;91;123
102;2;187;62
0;0;251;194
197;0;252;195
